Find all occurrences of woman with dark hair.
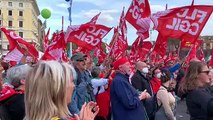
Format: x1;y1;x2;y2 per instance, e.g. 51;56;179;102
155;69;176;120
179;61;213;120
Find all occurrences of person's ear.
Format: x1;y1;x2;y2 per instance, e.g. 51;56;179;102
20;79;25;85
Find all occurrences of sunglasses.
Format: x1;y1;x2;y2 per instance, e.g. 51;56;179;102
76;58;86;62
200;70;210;74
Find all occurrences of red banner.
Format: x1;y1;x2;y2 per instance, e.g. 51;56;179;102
65;24;112;50
41;31;68;61
118;8;127;42
126;0;151;39
152;33;168;57
1;27;38;58
44;28;50;51
110;32;128;59
152;5;213;43
87;12;101;24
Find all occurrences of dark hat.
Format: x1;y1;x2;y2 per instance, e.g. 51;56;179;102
71;52;87;62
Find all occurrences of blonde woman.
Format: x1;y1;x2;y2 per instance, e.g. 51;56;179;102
25;61;99;120
179;61;213;120
155;69;176;120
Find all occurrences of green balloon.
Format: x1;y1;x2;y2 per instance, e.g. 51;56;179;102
41;9;51;19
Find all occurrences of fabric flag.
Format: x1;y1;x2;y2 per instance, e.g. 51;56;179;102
87;12;101;24
118;7;127;42
94;46;107;64
152;33;168;57
209;47;213;66
65;23;112;50
0;27;38;59
109;27;128;59
138;41;153;61
72;46;89;55
149;51;157;64
44;28;50;51
109;27;118;48
126;0;151;39
131;36;152;61
180;39;202;49
151;5;213;44
41;31;68;62
185;44;197;64
198;49;205;62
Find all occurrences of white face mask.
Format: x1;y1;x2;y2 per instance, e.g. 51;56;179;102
156;73;162;79
142;67;149;74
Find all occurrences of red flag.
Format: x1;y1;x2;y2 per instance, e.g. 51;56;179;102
109;27;118;48
110;32;128;59
72;46;89;55
181;39;202;49
152;33;168;57
126;0;151;39
150;51;157;64
44;28;50;51
3;47;24;62
210;48;213;66
131;36;143;53
138;41;152;61
198;49;205;62
185;44;197;64
65;24;112;50
87;12;101;24
41;31;68;61
152;5;213;44
118;8;127;41
1;27;38;58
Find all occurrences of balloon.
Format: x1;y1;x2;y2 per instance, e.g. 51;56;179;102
41;9;51;19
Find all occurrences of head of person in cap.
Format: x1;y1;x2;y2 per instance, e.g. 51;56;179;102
113;57;132;76
71;52;87;72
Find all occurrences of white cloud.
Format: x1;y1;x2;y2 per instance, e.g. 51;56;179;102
72;9;120;25
56;3;68;8
75;0;107;6
151;5;166;13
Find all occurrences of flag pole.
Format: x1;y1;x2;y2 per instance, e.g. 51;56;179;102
68;0;73;58
1;13;3;55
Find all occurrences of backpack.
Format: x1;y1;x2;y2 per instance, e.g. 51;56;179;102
143;94;161;119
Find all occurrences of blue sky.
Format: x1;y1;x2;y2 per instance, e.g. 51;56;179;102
37;0;213;45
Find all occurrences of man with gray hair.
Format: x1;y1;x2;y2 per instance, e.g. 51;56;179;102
0;64;31;120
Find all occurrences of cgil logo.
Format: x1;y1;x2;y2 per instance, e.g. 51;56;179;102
129;0;145;20
166;8;207;35
74;26;108;46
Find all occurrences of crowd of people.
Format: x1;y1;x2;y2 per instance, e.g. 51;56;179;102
0;51;213;120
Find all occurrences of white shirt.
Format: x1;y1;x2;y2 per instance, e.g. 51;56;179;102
91;78;108;95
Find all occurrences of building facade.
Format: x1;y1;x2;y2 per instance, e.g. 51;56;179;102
0;0;41;54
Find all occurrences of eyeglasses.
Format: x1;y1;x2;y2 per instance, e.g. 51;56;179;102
77;59;86;62
200;70;210;74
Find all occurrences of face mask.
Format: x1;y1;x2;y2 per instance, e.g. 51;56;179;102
142;67;149;74
156;73;161;79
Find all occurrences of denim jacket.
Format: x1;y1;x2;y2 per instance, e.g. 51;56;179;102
68;67;95;114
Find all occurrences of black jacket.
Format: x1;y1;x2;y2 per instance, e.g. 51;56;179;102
0;93;25;120
186;87;213;120
131;70;153;96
